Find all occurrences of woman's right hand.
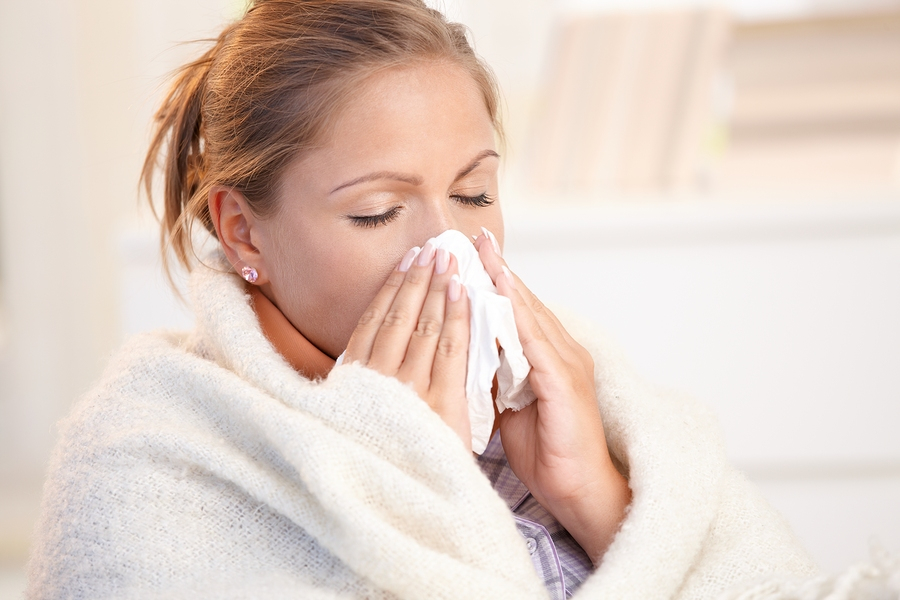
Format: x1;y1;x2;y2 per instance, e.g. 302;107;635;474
343;241;473;450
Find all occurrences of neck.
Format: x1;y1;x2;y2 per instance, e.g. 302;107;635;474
248;285;335;380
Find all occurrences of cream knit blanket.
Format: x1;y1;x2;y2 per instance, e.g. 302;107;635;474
27;260;821;599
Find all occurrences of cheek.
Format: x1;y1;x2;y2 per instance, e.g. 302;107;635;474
488;209;505;250
319;246;404;353
328;251;392;315
268;225;403;354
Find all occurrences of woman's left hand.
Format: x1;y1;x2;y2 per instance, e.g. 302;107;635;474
475;230;631;566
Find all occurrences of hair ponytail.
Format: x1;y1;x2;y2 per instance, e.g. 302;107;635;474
141;26;233;276
141;0;502;280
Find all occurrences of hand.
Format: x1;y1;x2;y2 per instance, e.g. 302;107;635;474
343;241;472;450
475;230;631;565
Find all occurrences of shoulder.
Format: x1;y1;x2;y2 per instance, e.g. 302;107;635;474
49;329;218;460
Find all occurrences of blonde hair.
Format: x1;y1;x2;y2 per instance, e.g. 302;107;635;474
141;0;503;276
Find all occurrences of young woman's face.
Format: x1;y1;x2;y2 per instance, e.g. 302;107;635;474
254;61;503;358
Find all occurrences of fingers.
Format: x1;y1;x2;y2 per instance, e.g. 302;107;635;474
496;266;568;376
344;242;463;379
343;246;419;366
428;274;471;447
474;230;584;369
342;240;471;449
365;241;440;375
395;250;458;394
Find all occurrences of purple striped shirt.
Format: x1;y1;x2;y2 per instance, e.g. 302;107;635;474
476;432;594;599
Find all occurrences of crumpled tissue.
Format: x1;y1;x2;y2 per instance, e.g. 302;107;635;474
432;229;536;454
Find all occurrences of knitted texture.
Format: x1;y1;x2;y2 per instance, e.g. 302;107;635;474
723;545;900;600
27;261;818;599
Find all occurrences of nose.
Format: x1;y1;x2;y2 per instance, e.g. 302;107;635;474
418;195;461;243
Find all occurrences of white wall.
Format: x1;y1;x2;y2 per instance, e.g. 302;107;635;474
0;0;123;478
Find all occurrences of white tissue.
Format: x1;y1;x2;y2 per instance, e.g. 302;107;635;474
431;230;536;454
335;229;536;455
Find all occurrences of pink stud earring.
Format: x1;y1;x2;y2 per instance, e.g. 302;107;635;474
241;266;258;284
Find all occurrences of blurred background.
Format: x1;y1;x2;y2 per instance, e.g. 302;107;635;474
1;0;899;595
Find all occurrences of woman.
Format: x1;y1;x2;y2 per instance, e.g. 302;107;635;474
27;1;817;598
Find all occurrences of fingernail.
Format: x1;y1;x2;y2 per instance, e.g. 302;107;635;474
448;274;462;302
435;248;450;274
482;226;501;256
417;240;436;266
399;246;420;272
502;266;516;290
471;234;478;241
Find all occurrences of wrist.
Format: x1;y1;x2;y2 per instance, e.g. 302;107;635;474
539;464;631;567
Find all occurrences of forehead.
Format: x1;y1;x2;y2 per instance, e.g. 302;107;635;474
333;60;494;155
285;61;497;191
341;60;490;125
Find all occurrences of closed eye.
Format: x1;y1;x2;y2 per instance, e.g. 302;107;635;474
347;206;402;228
451;192;495;208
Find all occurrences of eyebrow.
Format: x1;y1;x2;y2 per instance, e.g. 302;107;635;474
454;149;500;181
329;149;500;195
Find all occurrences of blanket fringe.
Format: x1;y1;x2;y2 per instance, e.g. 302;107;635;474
728;543;900;600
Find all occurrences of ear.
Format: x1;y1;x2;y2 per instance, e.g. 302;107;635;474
208;186;269;285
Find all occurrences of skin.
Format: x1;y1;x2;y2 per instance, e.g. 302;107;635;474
209;60;631;565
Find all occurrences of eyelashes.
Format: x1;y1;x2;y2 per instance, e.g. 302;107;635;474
348;206;402;228
347;193;495;228
450;192;495;208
